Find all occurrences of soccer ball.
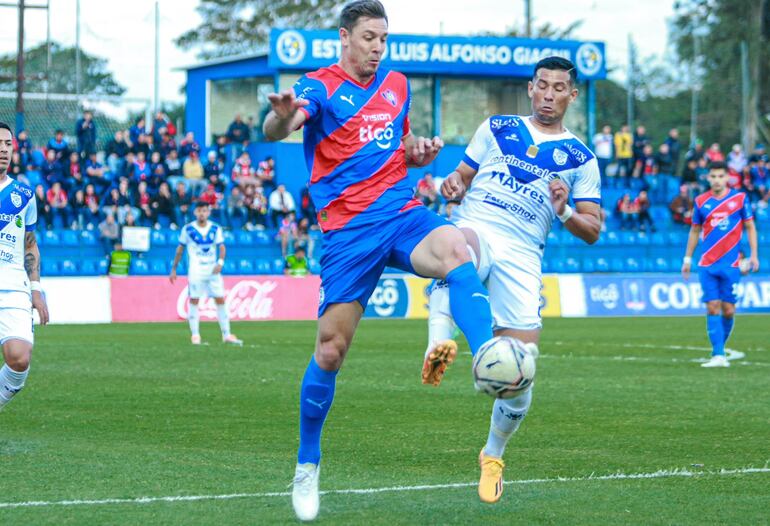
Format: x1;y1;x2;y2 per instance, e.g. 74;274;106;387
472;337;536;399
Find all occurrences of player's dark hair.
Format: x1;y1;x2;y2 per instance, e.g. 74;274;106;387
194;200;210;209
340;0;387;32
533;56;577;85
0;121;12;136
55;129;63;135
708;161;727;171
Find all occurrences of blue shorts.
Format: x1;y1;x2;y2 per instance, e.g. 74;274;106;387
318;206;451;316
698;266;741;304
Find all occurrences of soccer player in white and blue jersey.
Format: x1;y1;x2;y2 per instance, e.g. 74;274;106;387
423;58;602;503
169;201;242;346
0;122;49;412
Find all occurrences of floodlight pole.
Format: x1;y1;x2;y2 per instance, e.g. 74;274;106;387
524;0;532;37
16;0;25;132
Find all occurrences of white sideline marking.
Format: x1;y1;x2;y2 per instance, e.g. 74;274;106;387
1;466;768;510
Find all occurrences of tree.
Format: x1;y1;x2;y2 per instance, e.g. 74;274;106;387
0;42;126;96
176;0;342;60
479;20;584;40
671;0;770;148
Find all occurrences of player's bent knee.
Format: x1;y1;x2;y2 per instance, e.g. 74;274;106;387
722;304;735;317
5;350;31;372
706;301;721;316
315;334;348;370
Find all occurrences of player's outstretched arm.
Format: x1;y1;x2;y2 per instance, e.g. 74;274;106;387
745;219;760;272
25;231;49;325
681;224;701;280
263;90;309;142
169;245;184;284
404;133;444;168
549;179;601;245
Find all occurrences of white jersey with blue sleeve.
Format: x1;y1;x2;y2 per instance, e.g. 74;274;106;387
178;221;224;280
452;115;601;257
0;177;37;299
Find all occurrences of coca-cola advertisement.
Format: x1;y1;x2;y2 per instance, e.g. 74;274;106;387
110;276;321;322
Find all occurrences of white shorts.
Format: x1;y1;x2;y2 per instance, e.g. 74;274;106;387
455;221;543;331
188;274;225;300
0;292;34;345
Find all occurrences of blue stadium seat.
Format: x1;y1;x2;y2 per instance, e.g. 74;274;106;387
650;232;666;245
61;230;79;247
256;259;273;275
79;259;98;275
582;258;596;273
605;231;620;245
80;230;98;246
151;230;167;247
272;257;285;274
624;257;641;272
564;257;580;273
237;231;254;246
150;259;168;274
654;257;670;273
635;232;651;245
541;259;551;273
222;231;236;245
558;229;576;246
667;231;686;246
238;259;254;274
131;259;150;275
595;257;610;272
609;258;625;272
97;258;109;275
60;259;78;276
620;231;636;245
42;260;59;276
546;231;559;246
43;230;60;246
254;231;272;245
549;259;566;273
223;259;237;275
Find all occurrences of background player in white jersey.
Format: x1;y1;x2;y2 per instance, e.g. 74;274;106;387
0;122;49;412
169;201;242;346
422;57;602;503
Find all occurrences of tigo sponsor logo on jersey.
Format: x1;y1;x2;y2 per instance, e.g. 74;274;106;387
360;121;395;150
710;212;730;231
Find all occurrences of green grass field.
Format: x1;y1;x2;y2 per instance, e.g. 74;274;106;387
1;317;768;525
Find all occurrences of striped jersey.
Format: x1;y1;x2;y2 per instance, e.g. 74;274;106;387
692;189;753;267
293;64;417;232
0;176;37;296
178;221;224;279
452;115;601;254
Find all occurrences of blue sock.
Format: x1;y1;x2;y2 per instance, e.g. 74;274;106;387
297;356;338;465
706;315;725;356
445;262;493;356
722;316;734;345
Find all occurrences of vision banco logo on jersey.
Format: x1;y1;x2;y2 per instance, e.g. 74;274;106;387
575;43;602;77
276;30;306;65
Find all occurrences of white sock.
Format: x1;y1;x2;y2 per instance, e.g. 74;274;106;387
189;303;200;336
0;364;29;409
483;389;532;458
427;280;456;350
217;303;230;338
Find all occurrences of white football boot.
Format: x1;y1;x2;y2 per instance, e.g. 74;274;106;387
292;462;320;521
701;355;730;368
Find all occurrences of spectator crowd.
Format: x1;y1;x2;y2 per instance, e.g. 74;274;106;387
8;111;319;259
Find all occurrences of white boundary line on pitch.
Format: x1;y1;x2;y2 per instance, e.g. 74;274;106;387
1;465;768;510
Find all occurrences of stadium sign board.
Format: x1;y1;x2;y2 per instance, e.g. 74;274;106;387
269;29;606;80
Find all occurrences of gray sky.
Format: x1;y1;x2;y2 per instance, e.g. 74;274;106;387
0;0;675;104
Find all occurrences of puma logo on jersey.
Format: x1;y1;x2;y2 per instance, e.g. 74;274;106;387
340;95;355;106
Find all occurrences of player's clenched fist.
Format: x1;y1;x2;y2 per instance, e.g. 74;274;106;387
266;89;309;120
408;136;444;167
549;178;569;215
441;171;466;200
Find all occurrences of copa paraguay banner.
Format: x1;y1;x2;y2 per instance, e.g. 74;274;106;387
269;29;606;80
582;274;770;317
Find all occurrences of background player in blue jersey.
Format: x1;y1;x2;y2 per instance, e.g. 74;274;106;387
0;122;49;412
682;161;758;368
263;1;494;520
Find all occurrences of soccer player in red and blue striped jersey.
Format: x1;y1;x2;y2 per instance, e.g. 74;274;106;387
682;161;759;368
263;1;494;520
